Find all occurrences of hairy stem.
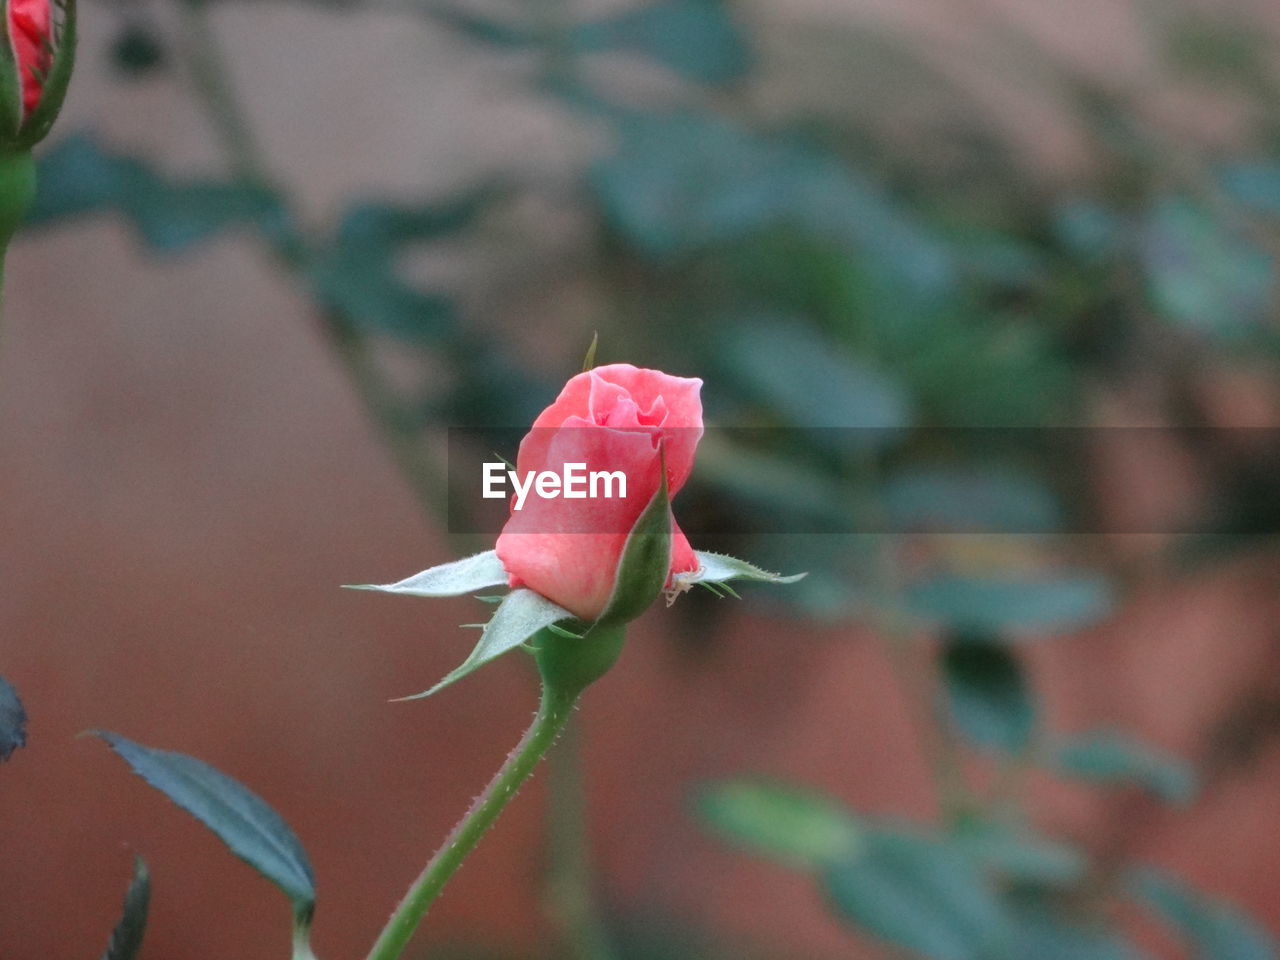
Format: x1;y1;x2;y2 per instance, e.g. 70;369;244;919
176;10;607;956
365;685;578;960
848;440;972;824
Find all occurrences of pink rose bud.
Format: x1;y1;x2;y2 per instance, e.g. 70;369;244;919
495;364;704;620
0;0;74;148
9;0;51;119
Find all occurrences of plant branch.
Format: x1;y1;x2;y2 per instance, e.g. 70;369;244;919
848;443;972;824
177;0;271;187
176;12;610;959
175;0;452;527
365;684;578;960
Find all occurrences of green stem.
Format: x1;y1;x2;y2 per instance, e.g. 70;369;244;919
292;916;319;960
0;149;37;340
848;441;972;824
365;684;579;960
174;0;454;527
175;10;612;956
177;0;271;188
323;317;456;528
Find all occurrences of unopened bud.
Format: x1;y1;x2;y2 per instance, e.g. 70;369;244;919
2;0;76;150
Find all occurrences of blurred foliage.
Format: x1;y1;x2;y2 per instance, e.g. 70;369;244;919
110;22;166;77
942;634;1036;755
1134;868;1278;960
1053;732;1198;807
308;189;495;343
0;673;27;762
30;134;281;250
100;857;151;960
19;0;1280;956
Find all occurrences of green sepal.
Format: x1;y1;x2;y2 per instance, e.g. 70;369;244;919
394;588;579;700
593;447;673;628
534;621;626;699
526;453;677;697
667;549;806;602
0;9;21;143
16;0;77;149
345;549;507;598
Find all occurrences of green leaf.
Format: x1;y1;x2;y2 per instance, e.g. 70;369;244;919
696;779;859;869
591;112;953;289
100;856;150;960
347;550;508;598
595;456;672;627
92;732;316;912
1053;732;1196;805
426;4;534;46
1221;164;1280;218
1165;15;1270;90
906;574;1114;633
1052;199;1124;260
953;820;1086;886
0;674;27;761
866;289;1075;426
334;193;493;249
397;588;577;700
1008;895;1150;960
309;190;492;343
715;235;1073;426
942;635;1036;754
882;467;1061;533
571;0;749;85
722;318;912;443
1139;196;1273;340
111;24;166;76
670;550;805;598
311;268;453;343
1131;867;1277;960
692;435;850;528
822;825;1011;960
27;134;281;252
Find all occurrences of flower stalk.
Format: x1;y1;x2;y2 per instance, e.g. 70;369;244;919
364;625;624;960
291;912;319;960
0;146;34;308
357;363;799;960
